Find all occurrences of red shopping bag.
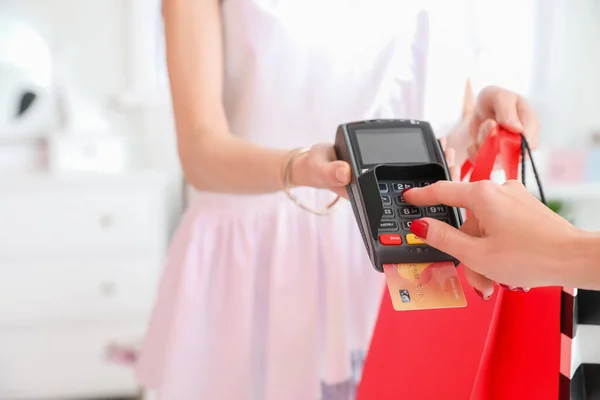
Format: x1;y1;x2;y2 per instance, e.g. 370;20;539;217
358;127;563;400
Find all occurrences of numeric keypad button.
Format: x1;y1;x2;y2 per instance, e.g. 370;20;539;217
379;221;399;231
381;195;392;205
401;220;413;230
398;206;421;218
378;183;388;193
425;205;447;217
382;208;394;218
391;182;414;192
379;234;402;246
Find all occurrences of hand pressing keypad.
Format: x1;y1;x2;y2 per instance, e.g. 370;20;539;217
377;180;449;246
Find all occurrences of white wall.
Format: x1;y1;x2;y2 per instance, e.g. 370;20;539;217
532;0;600;148
528;0;600;230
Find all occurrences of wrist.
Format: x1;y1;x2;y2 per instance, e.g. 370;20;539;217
561;229;600;289
280;147;309;189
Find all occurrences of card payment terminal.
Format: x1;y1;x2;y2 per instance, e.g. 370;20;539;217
334;119;463;273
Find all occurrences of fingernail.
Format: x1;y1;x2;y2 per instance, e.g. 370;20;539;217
410;219;429;239
335;167;346;182
473;288;491;300
499;283;528;292
401;188;413;196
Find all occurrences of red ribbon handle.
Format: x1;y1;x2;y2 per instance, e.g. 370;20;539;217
460;126;522;183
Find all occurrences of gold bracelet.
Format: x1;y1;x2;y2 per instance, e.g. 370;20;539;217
282;147;341;216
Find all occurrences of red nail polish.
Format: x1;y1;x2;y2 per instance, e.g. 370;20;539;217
499;283;511;290
401;187;413;196
410;219;429;239
474;288;484;299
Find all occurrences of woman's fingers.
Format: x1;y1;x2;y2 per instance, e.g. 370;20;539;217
458;217;495;299
443;147;460;181
408;201;495;300
301;144;351;188
476;119;498;145
324;161;351;187
462;265;495;300
517;98;541;149
404;180;478;210
439;137;447;152
490;92;523;133
449;164;460;182
476;86;523;133
444;146;454;165
467;143;478;162
331;186;349;199
408;218;479;263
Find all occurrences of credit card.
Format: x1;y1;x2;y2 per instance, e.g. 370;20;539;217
383;261;467;311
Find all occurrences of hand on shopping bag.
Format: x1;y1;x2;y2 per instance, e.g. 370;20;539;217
289;142;460;199
467;86;540;162
403;180;591;299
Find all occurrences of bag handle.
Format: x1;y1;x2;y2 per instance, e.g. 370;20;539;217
460;126;546;205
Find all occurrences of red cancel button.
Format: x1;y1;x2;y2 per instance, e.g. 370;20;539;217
379;234;403;245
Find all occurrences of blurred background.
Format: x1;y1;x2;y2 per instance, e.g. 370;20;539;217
0;0;599;399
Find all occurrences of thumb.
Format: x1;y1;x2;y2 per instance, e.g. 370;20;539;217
457;217;495;300
320;160;351;187
300;144;351;188
409;218;478;261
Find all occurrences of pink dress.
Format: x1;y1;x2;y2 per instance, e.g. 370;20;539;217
136;1;475;399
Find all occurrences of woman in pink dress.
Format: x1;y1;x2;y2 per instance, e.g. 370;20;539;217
136;0;541;399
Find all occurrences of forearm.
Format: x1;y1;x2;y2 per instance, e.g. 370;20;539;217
164;0;291;194
567;231;600;290
178;129;290;194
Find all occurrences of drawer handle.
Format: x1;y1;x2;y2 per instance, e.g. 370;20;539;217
99;214;114;229
105;342;140;366
100;281;116;296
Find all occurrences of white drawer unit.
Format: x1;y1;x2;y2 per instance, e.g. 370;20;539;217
0;322;145;400
0;171;176;399
0;258;160;326
0;173;169;257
